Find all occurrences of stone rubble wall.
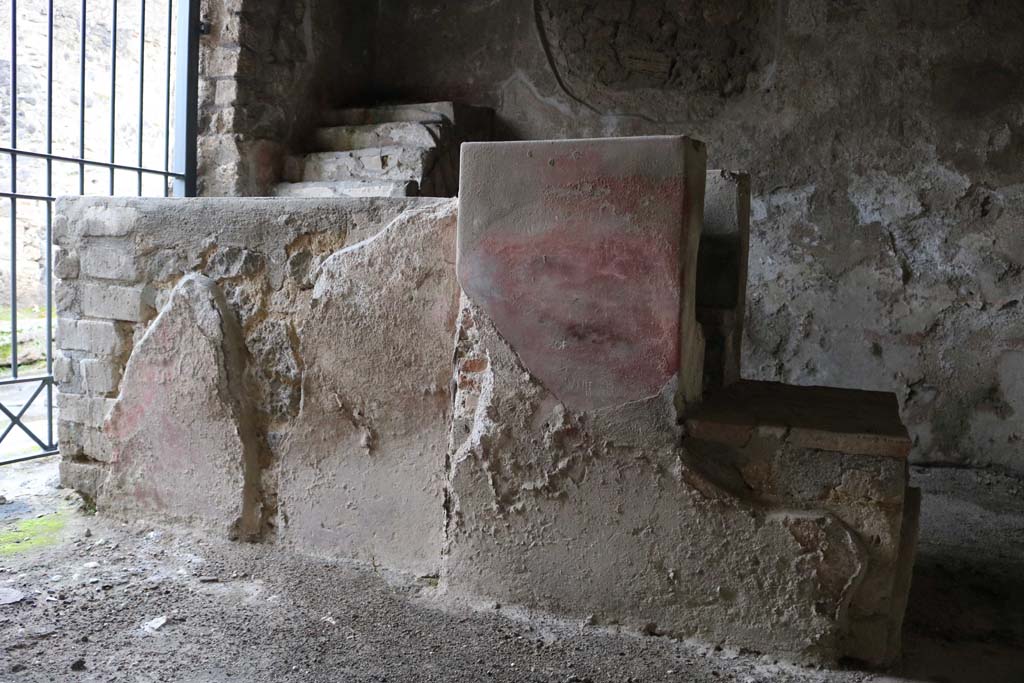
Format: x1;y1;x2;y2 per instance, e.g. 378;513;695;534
360;0;1024;474
54;195;458;572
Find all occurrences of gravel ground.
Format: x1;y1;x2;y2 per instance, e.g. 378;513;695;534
0;459;1022;683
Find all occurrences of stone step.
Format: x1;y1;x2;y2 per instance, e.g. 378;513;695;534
312;122;444;153
322;102;493;141
322;102;459;126
272;180;419;198
284;146;436;184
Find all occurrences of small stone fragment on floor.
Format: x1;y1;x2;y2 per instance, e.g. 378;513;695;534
143;615;168;631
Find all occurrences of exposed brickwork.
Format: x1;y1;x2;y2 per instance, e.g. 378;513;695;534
196;0;375;196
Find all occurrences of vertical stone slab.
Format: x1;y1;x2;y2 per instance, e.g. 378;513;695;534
277;201;460;576
696;170;750;392
102;274;262;538
457;136;707;411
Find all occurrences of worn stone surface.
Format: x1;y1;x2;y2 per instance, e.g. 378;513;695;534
444;297;879;665
100;275;263;538
684;380;917;664
698;170;751;391
272;180;418;198
286;147;438;184
54;195;459;559
684;423;917;663
312;122;443;151
457;136;707;412
277;201;460;575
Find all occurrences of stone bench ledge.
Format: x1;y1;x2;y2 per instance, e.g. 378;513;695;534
685;380;912;458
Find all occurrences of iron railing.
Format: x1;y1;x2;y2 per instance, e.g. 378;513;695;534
0;0;199;464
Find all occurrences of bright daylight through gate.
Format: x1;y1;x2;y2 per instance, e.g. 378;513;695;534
0;0;197;464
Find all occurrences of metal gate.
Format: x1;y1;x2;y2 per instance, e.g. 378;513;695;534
0;0;198;464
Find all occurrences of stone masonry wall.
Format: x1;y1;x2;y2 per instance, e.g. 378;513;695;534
363;0;1024;473
54;195;458;573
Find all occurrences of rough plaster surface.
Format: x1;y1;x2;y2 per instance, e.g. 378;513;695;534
363;0;1024;473
443;295;912;665
457;136;707;411
54;196;458;574
102;274;263;539
53;193;921;664
277;201;460;575
4;457;1021;683
686;381;918;664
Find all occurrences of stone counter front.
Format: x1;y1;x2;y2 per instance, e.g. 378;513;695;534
54;196;459;575
53;140;919;667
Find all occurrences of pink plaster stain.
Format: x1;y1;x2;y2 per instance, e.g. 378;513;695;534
460;170;685;411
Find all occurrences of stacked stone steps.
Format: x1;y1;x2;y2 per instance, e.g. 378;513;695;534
272;179;416;198
320;101;485;127
275;101;492;199
312;121;443;151
284;146;437;185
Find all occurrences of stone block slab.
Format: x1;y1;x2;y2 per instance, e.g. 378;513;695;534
685;380;912;458
80;357;122;395
80;283;154;322
57;393;117;428
457;136;707;412
277;201;460;576
287;146;435;183
57;318;128;356
79;244;141;282
102;274;262;538
313;122;444;152
58;460;105;501
271;180;418;199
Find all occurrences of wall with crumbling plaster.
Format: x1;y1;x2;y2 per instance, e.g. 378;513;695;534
54;196;459;574
361;0;1024;472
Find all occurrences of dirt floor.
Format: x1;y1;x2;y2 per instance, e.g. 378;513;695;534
1;458;1022;683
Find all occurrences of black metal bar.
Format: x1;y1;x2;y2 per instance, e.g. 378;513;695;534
0;147;186;178
10;0;19;379
0;450;60;466
0;375;58;387
0;396;51;452
0;191;56;203
163;0;173;197
173;0;199;197
109;0;118;194
1;0;195;465
0;379;48;445
137;0;146;196
46;0;54;448
79;0;86;194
